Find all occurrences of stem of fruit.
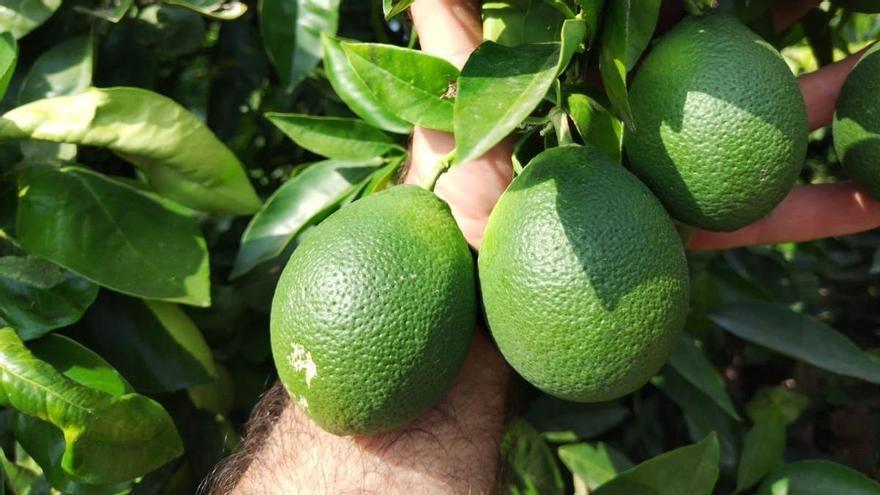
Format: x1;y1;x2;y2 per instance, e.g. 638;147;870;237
419;149;456;192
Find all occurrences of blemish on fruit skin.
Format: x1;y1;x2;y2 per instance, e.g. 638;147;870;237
288;343;317;388
294;394;309;411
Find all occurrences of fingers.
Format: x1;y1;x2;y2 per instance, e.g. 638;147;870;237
687;182;880;251
410;0;482;68
771;0;821;32
799;47;870;130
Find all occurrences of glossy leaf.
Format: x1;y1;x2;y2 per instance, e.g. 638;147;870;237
598;0;661;127
81;292;217;394
500;418;566;495
0;328;183;484
526;395;628;443
0;256;97;340
74;0;134;23
0;87;261;215
455;20;584;165
0;33;17;101
0;448;49;495
322;34;411;134
163;0;247;20
710;302;880;383
0;0;61;39
757;460;880;495
482;0;529;46
17;35;92;162
736;409;785;493
565;93;623;163
265;113;400;160
383;0;414;19
16;165;211;307
260;0;340;90
558;442;632;491
668;335;741;420
342;42;459;132
231;158;382;277
575;0;606;46
593;434;720;495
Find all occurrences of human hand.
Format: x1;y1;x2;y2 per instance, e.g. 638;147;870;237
216;2;880;493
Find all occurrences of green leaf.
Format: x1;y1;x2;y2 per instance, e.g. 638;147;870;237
322;34;412;134
499;418;566;495
522;1;567;43
231;158;382;278
0;256;97;340
736;409;785;493
593;434;720;495
745;387;808;425
598;0;661;127
709;302;880;383
0;87;261;215
526;395;628;442
482;0;529;47
0;447;50;495
163;0;247;20
266;113;400;160
383;0;414;19
757;460;880;495
74;0;134;23
17;35;92;162
16;165;210;307
668;335;741;420
0;0;61;39
652;369;740;471
0;328;183;484
81;292;217;394
565;93;623;163
558;442;633;491
0;33;17;101
455;19;584;165
575;0;606;46
342;42;459;132
260;0;340;91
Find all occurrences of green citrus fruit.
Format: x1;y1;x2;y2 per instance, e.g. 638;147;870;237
270;185;476;435
479;146;690;402
625;14;808;232
833;43;880;198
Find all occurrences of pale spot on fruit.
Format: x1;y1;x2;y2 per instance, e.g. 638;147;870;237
294;394;309;411
288;343;317;388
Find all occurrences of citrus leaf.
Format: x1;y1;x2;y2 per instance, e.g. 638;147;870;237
558;442;633;491
0;87;261;215
565;93;623;163
81;292;217;394
455;19;584;165
0;447;50;495
0;0;61;39
232;158;383;278
0;256;97;340
757;460;880;495
74;0;134;22
526;395;628;442
736;409;785;493
265;113;401;160
16;165;211;307
322;34;411;134
163;0;247;20
482;0;529;47
17;35;92;162
0;328;183;485
342;42;459;132
382;0;414;19
652;369;740;471
260;0;340;91
575;0;606;46
709;302;880;383
593;434;720;495
668;334;741;421
598;0;661;127
500;418;566;495
0;33;17;101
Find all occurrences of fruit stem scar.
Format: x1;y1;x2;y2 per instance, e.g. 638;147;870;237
288;343;317;388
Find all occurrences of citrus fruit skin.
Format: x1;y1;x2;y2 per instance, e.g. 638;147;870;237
833;43;880;198
270;185;476;436
479;146;690;402
625;14;808;232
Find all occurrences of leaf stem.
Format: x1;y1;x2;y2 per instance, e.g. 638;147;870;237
418;149;456;192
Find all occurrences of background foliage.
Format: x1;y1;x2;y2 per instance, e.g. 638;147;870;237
0;0;876;494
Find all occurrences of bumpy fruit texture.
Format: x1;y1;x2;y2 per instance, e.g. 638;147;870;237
834;43;880;198
270;185;476;436
479;145;690;402
625;14;808;232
